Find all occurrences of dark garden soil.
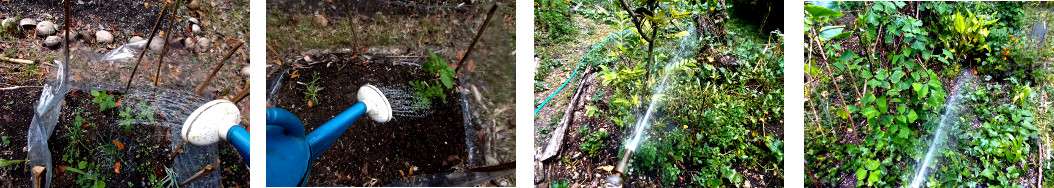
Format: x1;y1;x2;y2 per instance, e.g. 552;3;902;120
267;0;515;186
269;54;468;186
0;0;251;186
0;87;40;187
49;90;170;187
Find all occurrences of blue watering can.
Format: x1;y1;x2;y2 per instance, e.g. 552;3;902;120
265;84;394;186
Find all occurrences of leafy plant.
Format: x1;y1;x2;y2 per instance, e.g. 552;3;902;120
938;8;999;61
579;129;608;157
409;51;456;110
90;90;117;111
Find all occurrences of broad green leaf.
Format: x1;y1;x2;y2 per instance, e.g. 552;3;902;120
862;106;880;119
875;69;888;80
805;5;843;18
861;69;874;79
862;92;876;105
857;167;868;180
890;71;905;83
868;170;882;184
865;159;881;170
440;67;455;89
877;97;888;112
907;109;918;123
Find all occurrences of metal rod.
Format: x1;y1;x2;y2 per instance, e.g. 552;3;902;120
123;2;172;92
194;41;243;95
154;0;184;87
453;4;498;77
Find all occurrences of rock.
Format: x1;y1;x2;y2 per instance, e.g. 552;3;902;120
191;24;201;34
129;36;144;43
240;66;251;77
1;18;15;29
95;30;114;44
78;30;93;43
313;14;328;28
187;0;201;10
183;38;196;51
196;37;210;50
149;37;165;51
36;21;56;36
43;36;61;48
188;17;199;24
19;18;36;29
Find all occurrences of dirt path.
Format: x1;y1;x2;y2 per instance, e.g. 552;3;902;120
533;15;615;149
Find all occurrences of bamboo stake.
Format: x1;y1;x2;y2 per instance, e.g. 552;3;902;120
1;56;33;64
154;0;183;87
123;2;172;92
194;42;243;95
454;4;498;77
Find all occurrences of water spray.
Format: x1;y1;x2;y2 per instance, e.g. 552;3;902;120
266;84;400;186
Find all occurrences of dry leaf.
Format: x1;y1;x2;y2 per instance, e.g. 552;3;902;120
597;165;614;172
113;140;125;150
114;161;121;174
56;166;67;174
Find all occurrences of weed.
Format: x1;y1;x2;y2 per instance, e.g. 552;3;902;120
90;90;117;111
534;81;547;91
300;71;324;106
67;161;106;188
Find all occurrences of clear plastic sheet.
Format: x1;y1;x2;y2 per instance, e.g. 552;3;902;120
97;40;148;62
28;59;71;187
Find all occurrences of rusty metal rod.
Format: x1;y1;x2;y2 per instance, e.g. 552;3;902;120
453;4;498;77
194;41;243;95
123;1;172;92
154;0;184;87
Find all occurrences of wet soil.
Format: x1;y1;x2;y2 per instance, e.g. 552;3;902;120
269;58;467;186
49;90;170;187
267;0;515;186
0;87;40;187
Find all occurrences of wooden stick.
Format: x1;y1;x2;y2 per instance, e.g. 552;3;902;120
232;82;249;103
123;1;171;92
154;0;183;87
168;140;184;161
538;67;593;161
194;41;243;95
454;4;498;77
179;163;214;186
1;56;33;64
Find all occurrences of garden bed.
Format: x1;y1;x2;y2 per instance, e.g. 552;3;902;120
269;53;468;186
267;0;516;186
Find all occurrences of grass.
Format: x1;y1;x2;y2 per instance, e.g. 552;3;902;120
301;71;324;107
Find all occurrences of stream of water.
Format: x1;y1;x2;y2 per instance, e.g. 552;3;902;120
623;26;698;153
909;70;974;188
